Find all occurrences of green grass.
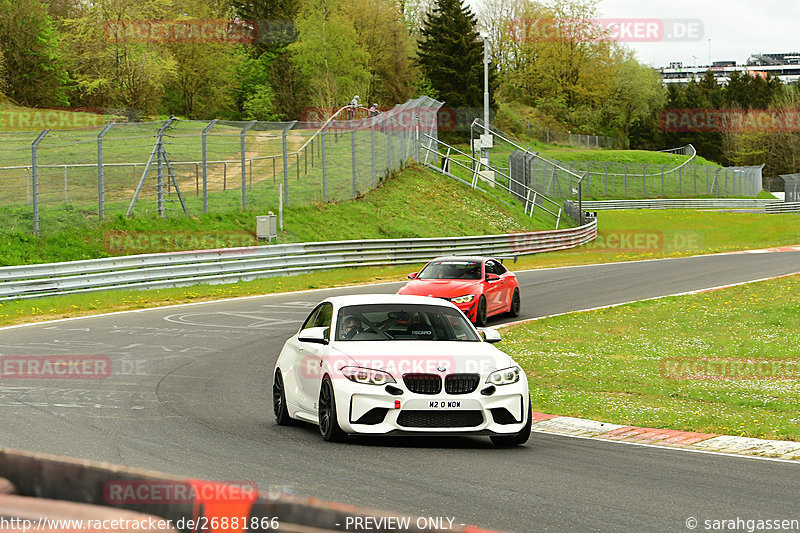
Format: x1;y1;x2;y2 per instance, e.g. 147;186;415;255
506;209;800;272
0;164;555;265
498;274;800;441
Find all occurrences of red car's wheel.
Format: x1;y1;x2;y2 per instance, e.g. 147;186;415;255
508;288;521;317
475;296;488;327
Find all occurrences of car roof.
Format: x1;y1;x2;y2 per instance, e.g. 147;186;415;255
426;256;489;263
324;294;459;309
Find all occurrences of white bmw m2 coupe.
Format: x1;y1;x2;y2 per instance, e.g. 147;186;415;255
273;294;531;445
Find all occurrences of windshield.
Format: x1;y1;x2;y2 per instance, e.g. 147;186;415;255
336;304;480;342
417;260;482;280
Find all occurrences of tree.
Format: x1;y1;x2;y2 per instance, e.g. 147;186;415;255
160;0;246;118
0;49;8;99
480;0;548;105
242;83;281;120
59;0;178;116
0;0;68;106
417;0;487;109
232;0;304;118
340;0;417;105
289;0;370;115
231;0;301;55
603;55;664;146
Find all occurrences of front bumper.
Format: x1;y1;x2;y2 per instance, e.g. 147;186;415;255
335;378;529;436
451;300;477;322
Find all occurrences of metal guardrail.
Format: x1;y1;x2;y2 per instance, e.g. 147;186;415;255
0;221;597;300
419;134;565;227
574;199;780;210
766;201;800;213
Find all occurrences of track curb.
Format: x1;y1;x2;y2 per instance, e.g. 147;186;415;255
530;413;800;461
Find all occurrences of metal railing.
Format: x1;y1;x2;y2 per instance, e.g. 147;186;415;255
766;201;800;213
418;133;567;228
574;198;781;210
0;221;597;300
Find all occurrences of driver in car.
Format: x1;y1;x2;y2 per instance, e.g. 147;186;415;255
341;316;364;340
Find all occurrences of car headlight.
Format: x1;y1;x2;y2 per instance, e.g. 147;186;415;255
341;366;396;385
450;294;475;304
486;367;520;386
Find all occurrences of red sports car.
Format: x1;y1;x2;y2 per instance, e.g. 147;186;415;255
396;256;521;326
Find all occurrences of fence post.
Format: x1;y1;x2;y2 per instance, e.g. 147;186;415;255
605;161;610;195
202;119;217;214
414;112;420;162
387;124;393;171
713;168;721;196
157;140;165;217
31;129;49;236
585;161;592;188
282;121;297;207
624;163;629;196
642;164;648;197
64;166;68;204
371;118;376;187
351;127;357;198
97;122;114;221
661;164;666;195
322;128;328;202
241;120;256;209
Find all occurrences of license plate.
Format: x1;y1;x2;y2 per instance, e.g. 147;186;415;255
428;401;462;409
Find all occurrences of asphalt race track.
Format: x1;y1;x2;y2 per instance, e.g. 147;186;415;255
1;251;800;532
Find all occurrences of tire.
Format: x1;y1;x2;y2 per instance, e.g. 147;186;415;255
319;377;347;442
475;296;488;327
508;288;521;318
490;398;532;447
273;370;293;426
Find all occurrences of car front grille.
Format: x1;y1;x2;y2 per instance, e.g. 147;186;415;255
397;410;484;428
403;373;442;394
444;373;480;394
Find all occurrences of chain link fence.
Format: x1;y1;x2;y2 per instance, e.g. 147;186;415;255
781;174;800;203
521;121;615;149
472;131;763;201
526;157;764;200
0;97;443;235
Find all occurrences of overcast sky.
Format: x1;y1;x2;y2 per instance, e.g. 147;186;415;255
596;0;800;67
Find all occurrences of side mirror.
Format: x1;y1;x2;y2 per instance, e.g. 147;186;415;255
478;328;502;344
408;272;418;279
298;327;329;345
485;273;501;282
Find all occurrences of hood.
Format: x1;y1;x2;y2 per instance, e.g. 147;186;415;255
397;279;481;298
328;341;515;377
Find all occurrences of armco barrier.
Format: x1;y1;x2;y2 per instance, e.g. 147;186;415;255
0;447;507;533
572;198;780;211
766;201;800;213
0;221;597;300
